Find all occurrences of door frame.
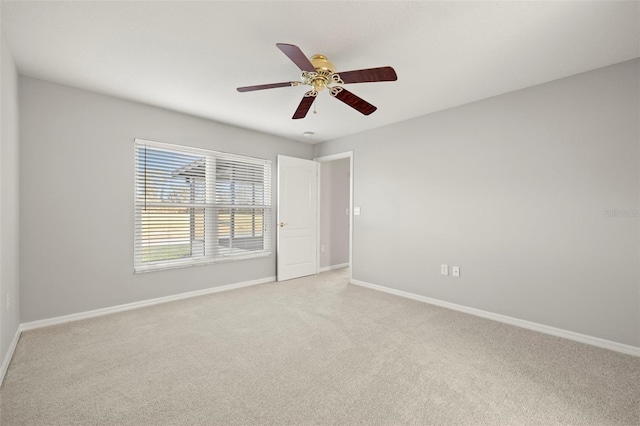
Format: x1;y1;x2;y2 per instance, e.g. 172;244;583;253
313;151;354;282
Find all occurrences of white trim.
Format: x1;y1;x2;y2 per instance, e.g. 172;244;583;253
20;276;275;332
1;276;275;386
319;263;349;273
315;162;322;275
134;251;271;274
350;278;640;357
313;152;353;163
314;151;354;283
0;327;21;386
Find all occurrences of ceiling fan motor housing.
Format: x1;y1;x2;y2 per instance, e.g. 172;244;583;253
305;54;338;92
310;54;336;74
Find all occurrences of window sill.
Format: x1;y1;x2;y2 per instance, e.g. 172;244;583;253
134;251;272;274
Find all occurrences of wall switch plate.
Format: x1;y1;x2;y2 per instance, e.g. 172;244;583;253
345;208;349;216
452;266;460;277
354;207;361;215
441;264;449;276
321;244;326;252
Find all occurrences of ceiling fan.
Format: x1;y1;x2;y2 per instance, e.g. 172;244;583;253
237;43;397;119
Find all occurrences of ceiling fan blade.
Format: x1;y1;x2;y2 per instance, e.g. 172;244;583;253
292;91;317;119
276;43;316;73
237;82;295;92
336;66;397;84
330;87;377;115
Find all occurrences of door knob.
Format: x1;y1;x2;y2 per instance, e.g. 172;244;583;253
279;222;287;228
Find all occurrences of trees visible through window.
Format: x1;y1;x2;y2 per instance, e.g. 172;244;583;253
134;139;272;272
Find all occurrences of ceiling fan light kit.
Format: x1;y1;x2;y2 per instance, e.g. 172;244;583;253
237;43;397;119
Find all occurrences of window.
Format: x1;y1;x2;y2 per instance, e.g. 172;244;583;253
134;139;272;272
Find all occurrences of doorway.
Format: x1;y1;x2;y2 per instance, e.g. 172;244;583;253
276;152;353;282
315;152;353;281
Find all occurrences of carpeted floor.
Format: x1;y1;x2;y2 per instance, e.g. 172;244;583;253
1;268;638;425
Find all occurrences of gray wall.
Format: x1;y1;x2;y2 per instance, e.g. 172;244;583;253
1;34;21;364
19;76;313;322
314;59;640;347
319;158;350;269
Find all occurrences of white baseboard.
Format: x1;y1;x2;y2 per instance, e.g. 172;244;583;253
0;327;21;387
21;276;275;332
1;276;275;387
350;279;640;357
319;263;349;273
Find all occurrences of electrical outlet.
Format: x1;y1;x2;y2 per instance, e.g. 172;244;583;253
441;264;449;276
452;266;460;277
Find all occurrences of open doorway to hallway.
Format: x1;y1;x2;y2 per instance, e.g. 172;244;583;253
317;153;352;277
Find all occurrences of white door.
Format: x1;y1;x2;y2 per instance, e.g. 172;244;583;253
277;155;318;281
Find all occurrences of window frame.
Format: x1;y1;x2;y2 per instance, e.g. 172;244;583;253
133;138;272;273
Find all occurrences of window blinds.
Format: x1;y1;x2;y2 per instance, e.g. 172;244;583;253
134;139;272;272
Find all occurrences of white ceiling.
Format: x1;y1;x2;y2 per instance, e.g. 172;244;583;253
1;1;638;144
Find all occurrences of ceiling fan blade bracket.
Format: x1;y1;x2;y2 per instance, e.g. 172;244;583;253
305;90;318;98
301;71;318;85
330;74;344;85
329;86;344;97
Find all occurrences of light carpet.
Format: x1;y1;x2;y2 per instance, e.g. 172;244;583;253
1;268;638;425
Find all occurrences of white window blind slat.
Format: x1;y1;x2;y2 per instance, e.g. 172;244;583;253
134;139;272;273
